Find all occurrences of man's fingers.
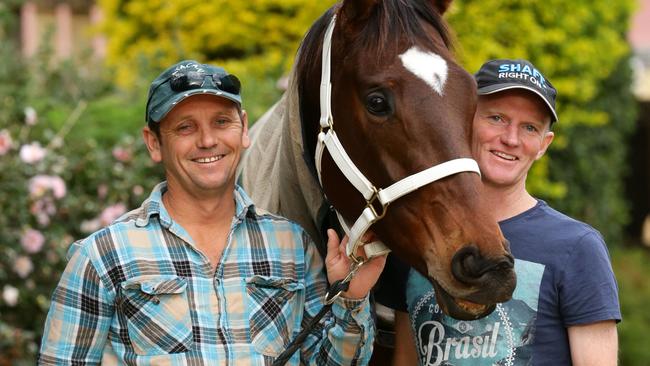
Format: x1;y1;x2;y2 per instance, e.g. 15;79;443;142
325;229;340;264
339;234;349;257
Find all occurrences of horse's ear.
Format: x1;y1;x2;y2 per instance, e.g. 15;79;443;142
339;0;378;24
431;0;453;14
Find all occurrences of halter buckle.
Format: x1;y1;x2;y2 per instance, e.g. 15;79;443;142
319;116;334;133
367;189;389;220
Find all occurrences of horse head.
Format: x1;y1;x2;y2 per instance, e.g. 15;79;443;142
296;0;516;320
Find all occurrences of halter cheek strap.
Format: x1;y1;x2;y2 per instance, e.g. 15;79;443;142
316;15;481;262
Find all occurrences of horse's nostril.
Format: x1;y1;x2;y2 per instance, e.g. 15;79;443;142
501;253;515;268
451;245;514;284
452;246;482;282
491;255;515;275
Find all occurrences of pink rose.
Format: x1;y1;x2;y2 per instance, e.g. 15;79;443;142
19;142;47;164
0;129;12;155
48;175;66;199
29;176;50;198
29;175;66;199
32;211;51;226
21;228;45;254
13;256;34;278
112;146;132;162
30;198;57;226
100;203;127;225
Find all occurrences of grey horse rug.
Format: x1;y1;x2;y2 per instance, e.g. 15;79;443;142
237;70;330;250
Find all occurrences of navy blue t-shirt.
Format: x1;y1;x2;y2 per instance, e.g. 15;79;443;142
375;200;621;365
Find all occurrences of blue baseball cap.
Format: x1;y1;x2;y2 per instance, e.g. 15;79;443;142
145;60;242;124
475;59;558;123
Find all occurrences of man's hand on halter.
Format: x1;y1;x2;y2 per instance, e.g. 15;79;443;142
324;229;387;300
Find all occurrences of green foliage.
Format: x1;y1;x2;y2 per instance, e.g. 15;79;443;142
611;246;650;363
0;0;22;40
549;57;638;242
59;93;146;145
97;0;336;121
448;0;637;243
97;0;332;80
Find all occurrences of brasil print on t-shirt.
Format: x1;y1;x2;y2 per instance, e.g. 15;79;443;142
406;259;544;366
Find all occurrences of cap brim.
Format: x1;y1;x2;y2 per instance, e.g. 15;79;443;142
151;89;242;123
477;83;558;122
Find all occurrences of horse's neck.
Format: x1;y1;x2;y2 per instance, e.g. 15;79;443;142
238;78;327;248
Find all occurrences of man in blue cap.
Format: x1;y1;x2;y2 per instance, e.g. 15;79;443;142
381;59;621;365
39;60;386;365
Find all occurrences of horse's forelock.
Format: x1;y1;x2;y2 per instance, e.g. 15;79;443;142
357;0;452;58
296;1;452;80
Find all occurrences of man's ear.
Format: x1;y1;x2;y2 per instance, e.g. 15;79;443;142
142;126;162;163
536;131;555;160
241;110;251;149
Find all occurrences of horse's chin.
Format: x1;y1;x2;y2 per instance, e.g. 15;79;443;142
431;281;496;320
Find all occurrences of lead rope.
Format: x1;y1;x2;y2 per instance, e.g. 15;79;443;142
272;261;365;366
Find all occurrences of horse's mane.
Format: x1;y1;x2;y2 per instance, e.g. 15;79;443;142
295;0;452;177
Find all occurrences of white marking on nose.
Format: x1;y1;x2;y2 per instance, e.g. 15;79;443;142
399;47;448;96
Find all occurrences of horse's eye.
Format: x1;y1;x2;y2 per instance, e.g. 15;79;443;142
365;92;391;116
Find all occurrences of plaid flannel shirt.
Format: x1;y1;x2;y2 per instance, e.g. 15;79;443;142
39;182;374;365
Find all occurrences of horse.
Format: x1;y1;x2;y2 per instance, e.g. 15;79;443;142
238;0;516;322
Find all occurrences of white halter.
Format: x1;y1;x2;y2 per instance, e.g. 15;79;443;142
315;15;481;262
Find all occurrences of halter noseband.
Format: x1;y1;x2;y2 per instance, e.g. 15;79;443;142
315;15;481;262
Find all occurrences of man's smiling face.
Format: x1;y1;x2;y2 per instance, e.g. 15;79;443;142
471;89;554;190
144;94;249;198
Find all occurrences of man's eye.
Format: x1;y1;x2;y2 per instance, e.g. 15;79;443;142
489;115;504;123
177;124;193;132
524;124;539;133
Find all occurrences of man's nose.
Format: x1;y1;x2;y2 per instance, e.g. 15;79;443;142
500;124;520;146
198;127;217;148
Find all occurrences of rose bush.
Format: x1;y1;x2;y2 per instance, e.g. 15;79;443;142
0;44;161;365
0;118;161;364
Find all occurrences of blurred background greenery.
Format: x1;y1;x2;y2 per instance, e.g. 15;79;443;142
0;0;648;364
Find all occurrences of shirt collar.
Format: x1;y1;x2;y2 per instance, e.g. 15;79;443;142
135;182;170;228
233;184;257;220
135;182;257;228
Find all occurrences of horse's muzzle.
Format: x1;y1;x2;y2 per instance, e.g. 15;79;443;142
451;245;515;287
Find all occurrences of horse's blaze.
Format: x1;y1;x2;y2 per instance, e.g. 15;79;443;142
399;47;448;96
